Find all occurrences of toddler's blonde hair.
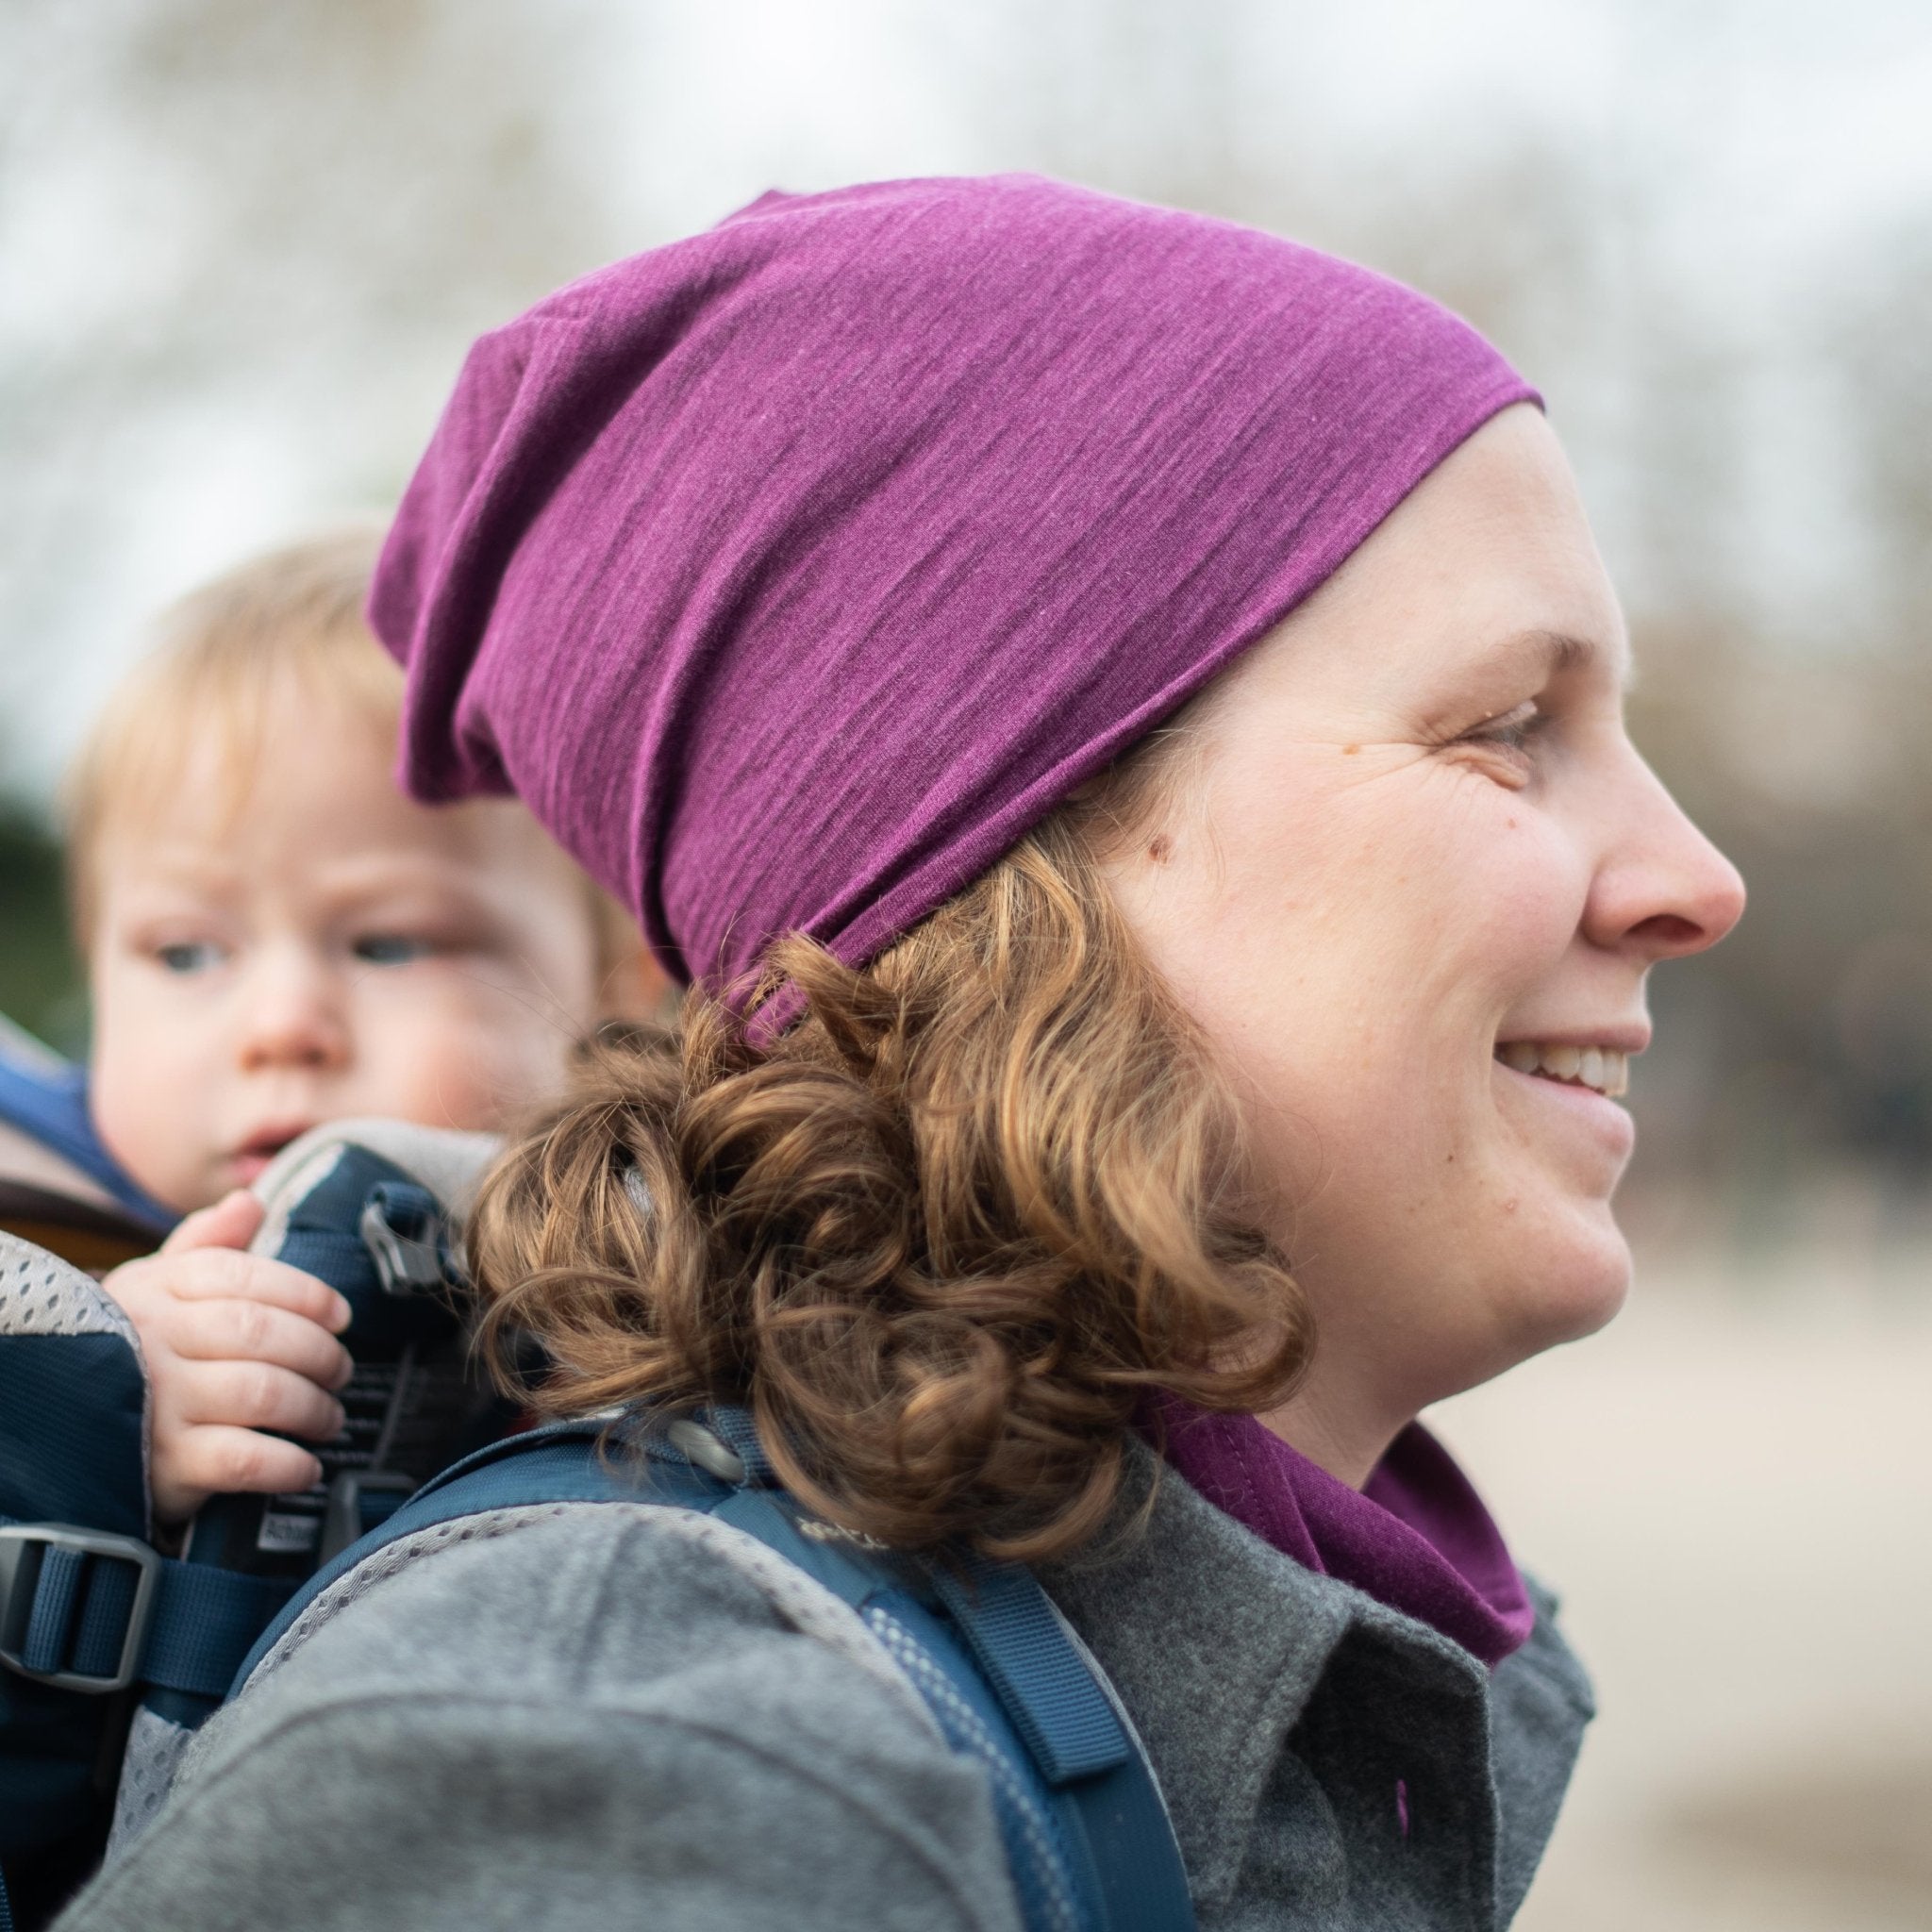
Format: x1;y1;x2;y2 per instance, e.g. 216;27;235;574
63;526;641;982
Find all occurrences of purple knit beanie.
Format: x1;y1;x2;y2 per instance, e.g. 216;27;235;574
371;175;1535;995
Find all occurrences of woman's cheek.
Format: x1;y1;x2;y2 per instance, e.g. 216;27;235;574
1466;813;1587;969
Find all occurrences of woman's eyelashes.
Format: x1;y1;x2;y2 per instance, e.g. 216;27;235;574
1444;701;1549;783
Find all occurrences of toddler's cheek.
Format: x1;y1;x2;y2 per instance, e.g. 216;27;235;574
92;1049;213;1215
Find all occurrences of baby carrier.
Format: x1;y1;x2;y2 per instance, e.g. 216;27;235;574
0;1121;1194;1932
0;1119;499;1925
0;1020;172;1276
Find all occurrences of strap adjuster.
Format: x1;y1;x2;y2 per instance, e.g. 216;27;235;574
0;1522;160;1693
320;1470;418;1564
358;1181;451;1293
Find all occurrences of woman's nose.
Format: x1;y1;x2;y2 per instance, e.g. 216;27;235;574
235;953;351;1073
1584;754;1747;961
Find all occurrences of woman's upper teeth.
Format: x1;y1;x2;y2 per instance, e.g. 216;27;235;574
1496;1041;1629;1096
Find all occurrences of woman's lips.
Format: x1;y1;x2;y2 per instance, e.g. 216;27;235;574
1492;1058;1636;1160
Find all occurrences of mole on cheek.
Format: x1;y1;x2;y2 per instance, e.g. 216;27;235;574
1147;834;1174;864
1342;744;1361;756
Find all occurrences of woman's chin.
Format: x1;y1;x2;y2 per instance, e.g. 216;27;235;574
1501;1200;1633;1358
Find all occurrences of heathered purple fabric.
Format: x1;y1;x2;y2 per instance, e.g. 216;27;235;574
370;175;1537;991
1151;1394;1536;1667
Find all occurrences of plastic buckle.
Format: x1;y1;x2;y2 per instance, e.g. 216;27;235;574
0;1523;160;1693
320;1471;419;1564
358;1185;447;1295
665;1418;748;1485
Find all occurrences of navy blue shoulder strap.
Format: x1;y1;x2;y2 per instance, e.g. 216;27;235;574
0;1028;175;1229
239;1413;1195;1932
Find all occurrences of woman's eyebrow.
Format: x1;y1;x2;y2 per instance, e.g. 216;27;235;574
1513;627;1633;691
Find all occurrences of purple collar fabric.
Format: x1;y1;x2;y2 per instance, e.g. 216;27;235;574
1150;1395;1535;1667
370;175;1535;996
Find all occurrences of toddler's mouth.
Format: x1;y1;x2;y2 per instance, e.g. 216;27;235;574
228;1123;314;1183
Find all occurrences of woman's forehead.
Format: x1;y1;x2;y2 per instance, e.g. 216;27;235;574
1209;433;1627;721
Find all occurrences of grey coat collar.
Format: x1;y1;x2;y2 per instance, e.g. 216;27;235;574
1041;1439;1593;1926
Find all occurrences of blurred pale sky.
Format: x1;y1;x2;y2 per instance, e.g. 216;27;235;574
2;0;1929;800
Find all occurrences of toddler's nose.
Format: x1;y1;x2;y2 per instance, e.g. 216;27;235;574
236;955;350;1073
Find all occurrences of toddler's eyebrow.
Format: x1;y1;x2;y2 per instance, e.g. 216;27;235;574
108;849;242;891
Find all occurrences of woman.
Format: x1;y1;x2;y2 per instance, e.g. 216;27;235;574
60;176;1742;1931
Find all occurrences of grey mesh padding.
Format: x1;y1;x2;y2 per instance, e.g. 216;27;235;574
0;1231;142;1345
108;1706;195;1852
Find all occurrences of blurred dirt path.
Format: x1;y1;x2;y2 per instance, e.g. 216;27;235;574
1429;1260;1932;1932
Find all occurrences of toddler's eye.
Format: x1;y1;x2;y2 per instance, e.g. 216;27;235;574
352;934;438;967
155;940;224;974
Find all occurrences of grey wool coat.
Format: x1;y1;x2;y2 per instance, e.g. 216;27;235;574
56;1440;1593;1932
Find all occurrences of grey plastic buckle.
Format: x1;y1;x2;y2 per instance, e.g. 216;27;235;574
665;1419;747;1484
358;1191;446;1294
320;1471;419;1565
0;1522;160;1693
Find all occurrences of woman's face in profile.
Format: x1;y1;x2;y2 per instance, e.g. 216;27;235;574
1105;405;1746;1451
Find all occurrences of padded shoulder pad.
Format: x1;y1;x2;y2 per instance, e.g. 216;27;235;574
0;1231;151;1538
0;1231;142;1344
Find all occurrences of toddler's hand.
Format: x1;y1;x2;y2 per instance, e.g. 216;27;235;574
102;1190;355;1524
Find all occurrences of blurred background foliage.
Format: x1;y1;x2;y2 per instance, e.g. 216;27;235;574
0;809;79;1051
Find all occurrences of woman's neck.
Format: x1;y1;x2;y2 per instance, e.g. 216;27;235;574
1253;1383;1410;1491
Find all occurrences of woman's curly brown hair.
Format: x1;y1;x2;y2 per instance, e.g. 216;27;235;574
469;785;1311;1564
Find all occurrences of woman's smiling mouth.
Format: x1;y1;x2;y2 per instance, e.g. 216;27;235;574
1494;1040;1630;1098
1491;1041;1640;1167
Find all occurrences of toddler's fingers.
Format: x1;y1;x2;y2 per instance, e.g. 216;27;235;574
132;1249;352;1335
159;1189;265;1257
164;1426;325;1511
174;1357;347;1443
162;1297;354;1391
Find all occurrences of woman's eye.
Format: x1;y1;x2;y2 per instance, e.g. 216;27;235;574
155;940;224;974
351;934;439;967
1457;703;1547;758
